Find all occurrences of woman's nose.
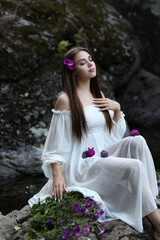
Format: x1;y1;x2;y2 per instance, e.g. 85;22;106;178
88;61;93;66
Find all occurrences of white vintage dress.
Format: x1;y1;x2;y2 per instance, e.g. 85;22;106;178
28;105;158;233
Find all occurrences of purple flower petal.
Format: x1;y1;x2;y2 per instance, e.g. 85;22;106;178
83;225;90;235
85;213;89;219
64;58;69;65
67;65;75;70
46;219;53;225
98;228;105;235
40;238;45;240
60;203;65;208
101;221;108;226
72;225;80;236
157;181;160;186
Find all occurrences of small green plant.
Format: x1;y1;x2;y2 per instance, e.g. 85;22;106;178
15;40;22;45
74;27;85;43
57;40;72;53
156;169;160;180
6;47;13;54
27;191;107;240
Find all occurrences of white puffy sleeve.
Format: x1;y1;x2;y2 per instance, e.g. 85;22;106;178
41;109;72;179
109;110;126;141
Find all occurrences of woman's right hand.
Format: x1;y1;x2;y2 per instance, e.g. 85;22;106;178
50;172;67;201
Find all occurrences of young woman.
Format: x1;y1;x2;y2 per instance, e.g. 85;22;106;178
29;47;160;239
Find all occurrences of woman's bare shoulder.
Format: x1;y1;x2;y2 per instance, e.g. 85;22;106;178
54;93;70;111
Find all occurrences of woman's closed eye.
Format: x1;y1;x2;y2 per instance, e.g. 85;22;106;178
80;59;93;65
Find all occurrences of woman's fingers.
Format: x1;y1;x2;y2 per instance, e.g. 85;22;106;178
52;184;65;201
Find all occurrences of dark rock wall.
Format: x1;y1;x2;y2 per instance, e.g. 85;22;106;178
0;0;160;169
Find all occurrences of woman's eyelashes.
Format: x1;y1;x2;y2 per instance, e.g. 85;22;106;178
80;59;93;65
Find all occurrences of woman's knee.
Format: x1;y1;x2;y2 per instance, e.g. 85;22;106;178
129;135;147;151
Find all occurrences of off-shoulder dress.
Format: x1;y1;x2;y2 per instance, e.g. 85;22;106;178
28;105;158;232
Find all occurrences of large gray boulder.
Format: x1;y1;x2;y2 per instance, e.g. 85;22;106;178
0;202;160;240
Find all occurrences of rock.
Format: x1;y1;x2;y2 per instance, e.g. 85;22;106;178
0;0;140;152
0;203;158;240
0;214;17;240
117;69;160;169
0;146;43;178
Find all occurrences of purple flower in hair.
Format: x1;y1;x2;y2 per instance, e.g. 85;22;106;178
64;58;75;70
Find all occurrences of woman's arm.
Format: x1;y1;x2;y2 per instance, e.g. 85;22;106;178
50;163;66;201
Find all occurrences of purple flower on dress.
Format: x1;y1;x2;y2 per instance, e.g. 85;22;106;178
131;129;139;136
82;151;89;159
98;228;105;235
100;150;109;157
64;58;75;70
83;225;90;235
88;147;95;157
72;225;80;236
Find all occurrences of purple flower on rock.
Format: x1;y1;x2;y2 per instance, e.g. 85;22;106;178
94;210;105;220
88;147;95;157
80;207;88;213
100;150;109;157
101;221;108;226
73;203;81;213
46;219;53;225
83;225;90;235
62;227;70;239
62;236;68;240
60;203;65;208
46;219;54;230
85;213;89;219
98;228;105;235
131;129;139;136
72;225;80;236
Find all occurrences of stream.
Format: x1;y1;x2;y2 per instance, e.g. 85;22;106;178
0;175;47;215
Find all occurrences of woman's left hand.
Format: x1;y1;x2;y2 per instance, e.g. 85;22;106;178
92;98;121;112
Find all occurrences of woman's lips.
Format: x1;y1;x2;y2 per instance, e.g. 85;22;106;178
89;68;95;72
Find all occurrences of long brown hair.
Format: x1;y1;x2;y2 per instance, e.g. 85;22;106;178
62;46;112;143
